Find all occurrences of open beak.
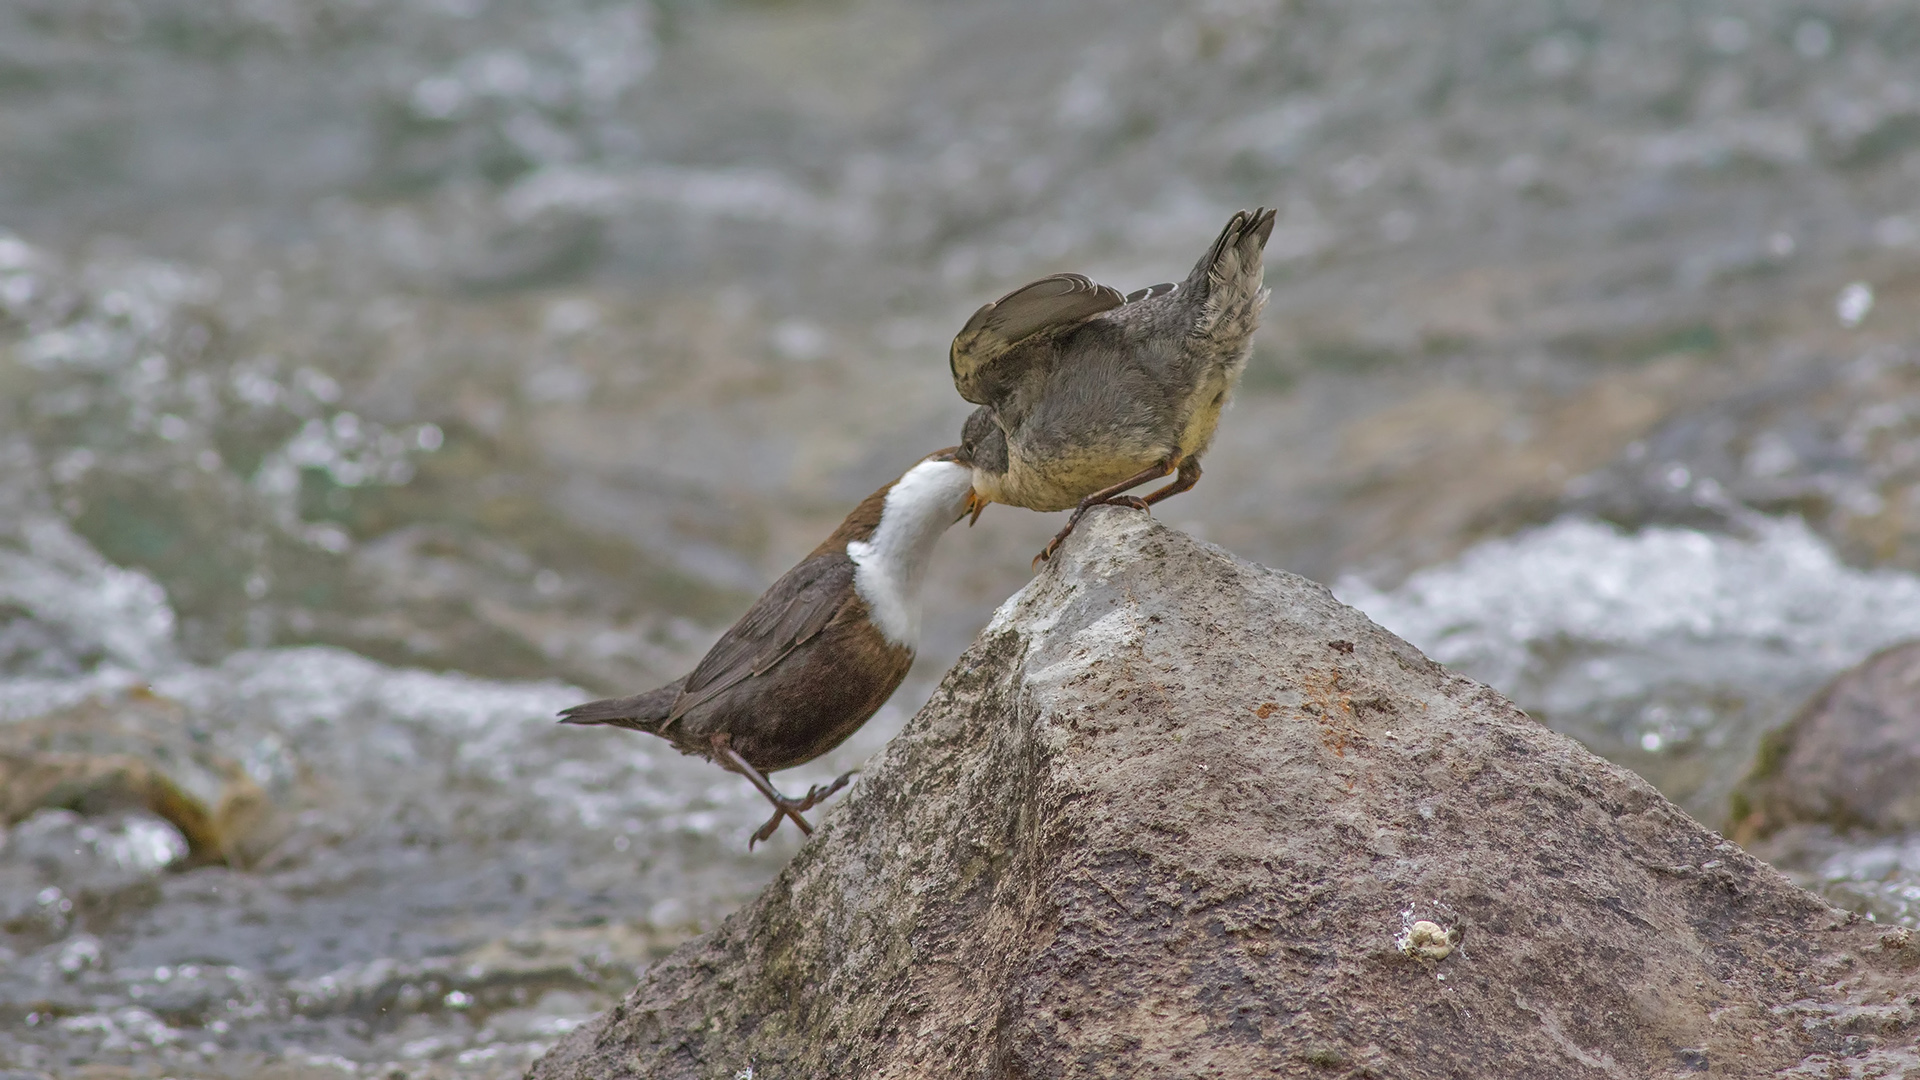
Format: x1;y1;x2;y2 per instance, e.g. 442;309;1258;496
963;489;988;526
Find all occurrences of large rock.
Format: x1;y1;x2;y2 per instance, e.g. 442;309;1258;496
530;510;1920;1079
1731;640;1920;842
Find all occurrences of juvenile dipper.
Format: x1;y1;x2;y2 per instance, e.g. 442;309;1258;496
952;207;1276;563
559;450;974;846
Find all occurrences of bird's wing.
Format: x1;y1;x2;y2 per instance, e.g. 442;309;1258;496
950;273;1124;404
666;554;857;725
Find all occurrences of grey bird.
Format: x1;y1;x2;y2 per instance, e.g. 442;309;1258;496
952;207;1276;564
558;450;974;847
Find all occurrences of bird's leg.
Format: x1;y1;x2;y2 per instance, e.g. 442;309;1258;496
1138;457;1202;507
1034;460;1174;565
745;769;860;847
711;734;815;848
711;735;862;848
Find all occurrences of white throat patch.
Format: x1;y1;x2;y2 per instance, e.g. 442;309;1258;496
845;459;973;647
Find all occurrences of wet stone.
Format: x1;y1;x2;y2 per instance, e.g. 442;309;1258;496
1731;640;1920;929
0;690;279;866
1733;640;1920;840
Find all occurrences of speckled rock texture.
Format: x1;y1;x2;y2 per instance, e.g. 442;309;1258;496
1732;640;1920;842
529;509;1920;1080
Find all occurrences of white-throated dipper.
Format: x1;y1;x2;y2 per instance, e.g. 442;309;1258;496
558;449;974;847
952;207;1276;564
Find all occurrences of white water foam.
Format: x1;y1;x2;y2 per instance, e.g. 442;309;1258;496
1332;510;1920;822
1336;515;1920;728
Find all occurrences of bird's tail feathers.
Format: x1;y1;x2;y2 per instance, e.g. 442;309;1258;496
556;680;683;732
1188;207;1276;288
1190;207;1276;342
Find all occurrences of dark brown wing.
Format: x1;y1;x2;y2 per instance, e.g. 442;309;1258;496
666;553;856;726
949;273;1124;405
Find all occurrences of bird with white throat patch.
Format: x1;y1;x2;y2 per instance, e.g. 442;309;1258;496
558;448;976;847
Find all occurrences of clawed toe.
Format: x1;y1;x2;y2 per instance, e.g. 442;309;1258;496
750;807;807;848
801;769;857;807
744;769;860;849
1034;528;1077;567
1034;494;1155;566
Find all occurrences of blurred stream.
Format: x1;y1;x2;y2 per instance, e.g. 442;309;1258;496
3;0;1920;1074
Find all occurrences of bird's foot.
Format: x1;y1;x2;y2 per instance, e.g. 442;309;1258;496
1032;495;1155;567
791;769;857;810
749;807;809;848
746;769;859;848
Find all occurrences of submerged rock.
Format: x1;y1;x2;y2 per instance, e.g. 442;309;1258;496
0;689;276;865
1727;641;1920;929
534;508;1919;1078
1732;640;1920;842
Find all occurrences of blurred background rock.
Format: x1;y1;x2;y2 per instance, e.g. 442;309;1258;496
1;0;1918;1074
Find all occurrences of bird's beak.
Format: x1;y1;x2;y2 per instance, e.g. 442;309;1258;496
963;489;988;526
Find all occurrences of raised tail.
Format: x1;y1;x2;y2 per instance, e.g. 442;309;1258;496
1185;207;1276;344
557;678;686;734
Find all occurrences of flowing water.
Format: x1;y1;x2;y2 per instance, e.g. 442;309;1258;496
3;0;1920;1074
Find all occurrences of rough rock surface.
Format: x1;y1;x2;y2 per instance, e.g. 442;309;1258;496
530;510;1920;1079
1732;640;1920;842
